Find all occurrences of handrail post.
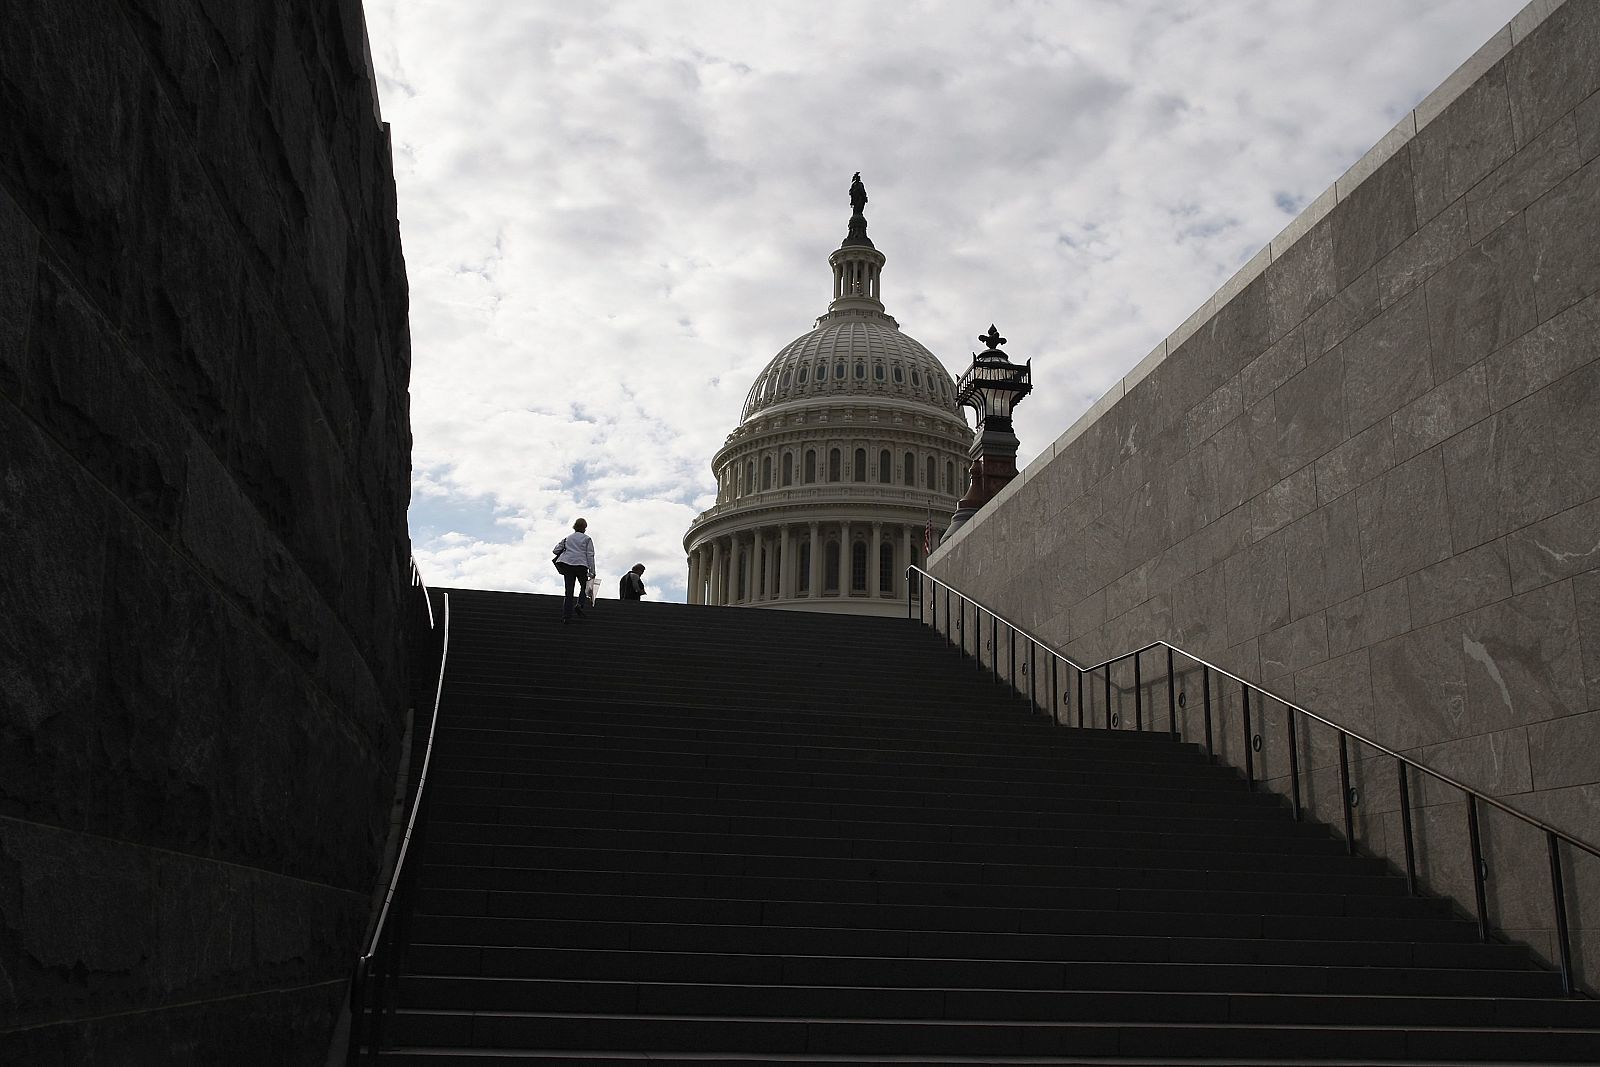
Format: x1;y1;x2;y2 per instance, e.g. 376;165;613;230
991;612;999;684
1241;683;1254;789
1133;651;1143;731
1076;667;1084;728
1009;624;1016;694
944;584;951;648
1029;641;1037;712
1103;664;1113;730
1286;706;1301;820
1466;796;1490;942
1547;831;1575;996
1398;761;1417;895
1337;733;1354;855
1201;667;1213;761
1051;656;1059;726
1166;648;1176;735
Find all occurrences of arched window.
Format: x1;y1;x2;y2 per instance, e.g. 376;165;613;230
893;366;904;383
925;455;936;489
828;448;841;482
761;456;772;490
781;452;793;486
834;360;845;380
743;462;753;495
798;541;811;593
854;362;865;380
903;451;915;486
853;448;867;483
879;542;894;593
824;541;841;592
946;461;955;493
817;363;827;382
799;366;809;384
912;370;922;387
804;449;817;483
737;550;747;600
878;449;891;483
874;364;885;381
851;541;868;592
780;371;791;388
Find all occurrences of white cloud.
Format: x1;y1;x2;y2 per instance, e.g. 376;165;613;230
367;0;1530;603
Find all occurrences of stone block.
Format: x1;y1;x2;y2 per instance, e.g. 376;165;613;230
1416;27;1513;129
1409;63;1517;224
1167;562;1230;655
1414;727;1533;798
1391;363;1492;463
1575;570;1600;701
1267;219;1337;341
1406;539;1513;628
1223;530;1290;646
1443;360;1600;549
0;415;109;829
1336;112;1416;201
1579;87;1600;164
1370;617;1472;751
1332;145;1418;289
1179;374;1243;454
1239;329;1306;409
1261;612;1329;681
1506;0;1600;146
179;443;268;610
0;186;37;396
1249;466;1317;544
1327;578;1411;658
1525;156;1600;320
1313;417;1395;507
1527;709;1600;791
1469;113;1584;242
1356;447;1453;589
1260;344;1347;480
1303;271;1381;359
23;263;189;535
1485;284;1600;412
0;820;158;1026
1294;648;1376;738
1506;496;1600;592
1463;581;1588;732
1283;493;1363;621
1339;286;1434;438
1424;216;1538;382
1375;199;1470;309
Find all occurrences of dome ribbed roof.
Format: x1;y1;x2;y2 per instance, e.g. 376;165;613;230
741;315;958;421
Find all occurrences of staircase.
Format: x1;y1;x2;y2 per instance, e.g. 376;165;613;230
378;588;1600;1064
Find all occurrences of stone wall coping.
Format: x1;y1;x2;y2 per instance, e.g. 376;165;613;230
931;0;1565;565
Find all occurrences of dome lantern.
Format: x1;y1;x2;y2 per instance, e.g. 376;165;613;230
827;172;887;315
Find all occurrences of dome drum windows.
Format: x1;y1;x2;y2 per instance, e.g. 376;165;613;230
761;456;772;490
781;452;794;486
853;448;867;483
878;449;891;483
850;542;868;593
804;449;817;483
828;448;842;482
903;451;915;486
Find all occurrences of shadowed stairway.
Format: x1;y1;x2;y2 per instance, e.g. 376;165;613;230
376;588;1600;1064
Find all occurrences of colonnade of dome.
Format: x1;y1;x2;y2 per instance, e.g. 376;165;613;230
683;177;972;616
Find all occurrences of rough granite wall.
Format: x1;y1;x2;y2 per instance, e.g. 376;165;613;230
0;1;412;1060
932;0;1600;990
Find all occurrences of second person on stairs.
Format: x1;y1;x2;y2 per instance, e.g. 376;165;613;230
552;517;596;624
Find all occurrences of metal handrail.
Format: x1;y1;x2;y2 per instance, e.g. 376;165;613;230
907;564;1596;996
346;572;452;1062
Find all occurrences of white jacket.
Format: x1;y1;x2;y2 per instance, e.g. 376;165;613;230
555;531;596;574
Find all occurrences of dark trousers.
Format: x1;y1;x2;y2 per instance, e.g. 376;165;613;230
557;563;588;619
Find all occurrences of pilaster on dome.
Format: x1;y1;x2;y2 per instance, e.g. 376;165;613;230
826;172;888;317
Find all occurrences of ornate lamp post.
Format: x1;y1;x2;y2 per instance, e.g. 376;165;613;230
944;325;1032;543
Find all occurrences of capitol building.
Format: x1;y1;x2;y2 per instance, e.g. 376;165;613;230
682;177;971;616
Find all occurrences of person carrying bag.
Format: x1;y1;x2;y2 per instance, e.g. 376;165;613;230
551;517;597;624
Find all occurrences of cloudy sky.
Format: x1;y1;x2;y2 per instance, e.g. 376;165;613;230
364;0;1528;603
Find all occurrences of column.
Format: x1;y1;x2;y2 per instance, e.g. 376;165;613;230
778;525;793;600
808;522;821;598
709;539;723;605
869;522;882;599
839;521;851;595
687;551;701;605
750;532;764;603
762;530;776;602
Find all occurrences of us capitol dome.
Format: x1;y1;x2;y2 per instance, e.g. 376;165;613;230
682;175;970;616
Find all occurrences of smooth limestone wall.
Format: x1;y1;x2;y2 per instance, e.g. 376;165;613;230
932;0;1600;991
0;1;412;1060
